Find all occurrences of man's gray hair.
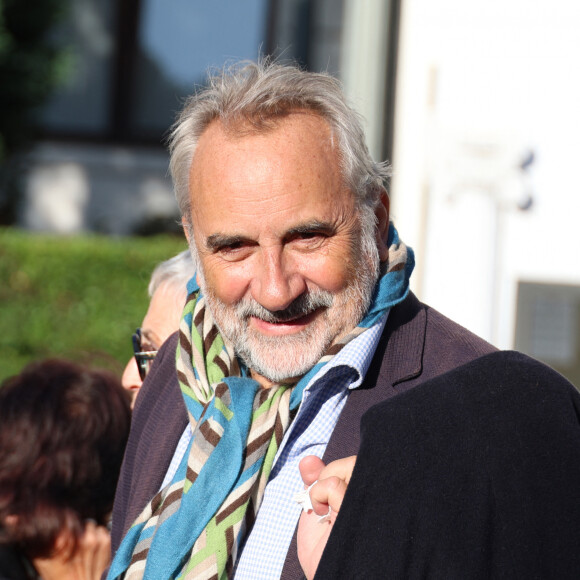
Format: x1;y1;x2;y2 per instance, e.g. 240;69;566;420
168;59;390;235
148;249;196;297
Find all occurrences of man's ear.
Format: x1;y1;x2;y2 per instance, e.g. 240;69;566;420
375;189;390;262
182;218;191;244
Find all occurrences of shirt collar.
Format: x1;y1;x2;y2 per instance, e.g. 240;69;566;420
303;310;390;393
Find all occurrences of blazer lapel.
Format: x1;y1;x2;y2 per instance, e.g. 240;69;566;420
280;292;427;580
322;292;427;463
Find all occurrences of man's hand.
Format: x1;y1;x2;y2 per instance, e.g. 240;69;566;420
297;455;356;580
32;520;111;580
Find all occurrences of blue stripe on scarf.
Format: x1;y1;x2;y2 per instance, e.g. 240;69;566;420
141;377;260;579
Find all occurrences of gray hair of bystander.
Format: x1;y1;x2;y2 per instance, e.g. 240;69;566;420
147;249;196;297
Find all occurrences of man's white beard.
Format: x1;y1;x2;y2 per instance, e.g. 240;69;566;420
196;244;380;383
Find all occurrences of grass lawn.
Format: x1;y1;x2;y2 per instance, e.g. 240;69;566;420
0;227;188;383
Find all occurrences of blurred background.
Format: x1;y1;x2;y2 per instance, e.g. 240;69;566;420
0;0;578;386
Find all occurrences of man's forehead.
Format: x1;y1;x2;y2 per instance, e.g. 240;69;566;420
190;114;339;192
193;111;334;160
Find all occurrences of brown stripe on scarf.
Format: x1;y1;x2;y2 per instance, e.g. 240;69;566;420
186;465;200;486
203;324;220;356
193;306;205;328
324;342;345;356
273;415;285;446
214;382;230;402
246;429;274;457
199;418;223;447
213;355;229;377
149;489;166;514
179;331;193;358
245;497;257;526
256;388;270;407
225;527;235;577
216;487;252;524
389;261;405;271
176;370;190;386
129;548;149;566
156;487;185;516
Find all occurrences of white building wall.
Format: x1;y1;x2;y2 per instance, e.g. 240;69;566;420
390;0;580;350
21;142;178;235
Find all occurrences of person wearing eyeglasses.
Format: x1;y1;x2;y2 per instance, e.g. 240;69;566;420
121;250;195;407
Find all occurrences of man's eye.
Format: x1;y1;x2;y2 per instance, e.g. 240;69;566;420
222;241;243;251
292;231;328;244
218;242;244;255
216;242;253;261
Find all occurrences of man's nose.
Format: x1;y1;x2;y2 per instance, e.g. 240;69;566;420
251;248;305;312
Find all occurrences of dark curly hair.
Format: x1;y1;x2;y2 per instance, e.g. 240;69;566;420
0;358;131;559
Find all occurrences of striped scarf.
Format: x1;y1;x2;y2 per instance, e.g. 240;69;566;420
108;224;414;580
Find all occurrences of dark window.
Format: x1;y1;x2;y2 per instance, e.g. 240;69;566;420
37;0;400;160
39;0;270;144
515;281;580;388
40;0;117;136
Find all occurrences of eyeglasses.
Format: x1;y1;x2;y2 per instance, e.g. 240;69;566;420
132;328;157;381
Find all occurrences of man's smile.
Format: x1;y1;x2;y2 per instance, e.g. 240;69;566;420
249;308;323;336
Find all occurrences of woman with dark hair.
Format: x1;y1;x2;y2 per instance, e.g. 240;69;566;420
0;358;132;580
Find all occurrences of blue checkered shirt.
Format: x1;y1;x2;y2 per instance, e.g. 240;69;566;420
161;313;389;578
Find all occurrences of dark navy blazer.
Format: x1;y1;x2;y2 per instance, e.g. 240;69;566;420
314;351;580;579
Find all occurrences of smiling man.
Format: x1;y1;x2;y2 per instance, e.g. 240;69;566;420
107;61;494;580
188;112;382;385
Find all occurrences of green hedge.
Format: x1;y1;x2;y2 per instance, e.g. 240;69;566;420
0;227;188;382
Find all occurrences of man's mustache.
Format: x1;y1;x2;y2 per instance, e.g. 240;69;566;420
234;291;334;323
